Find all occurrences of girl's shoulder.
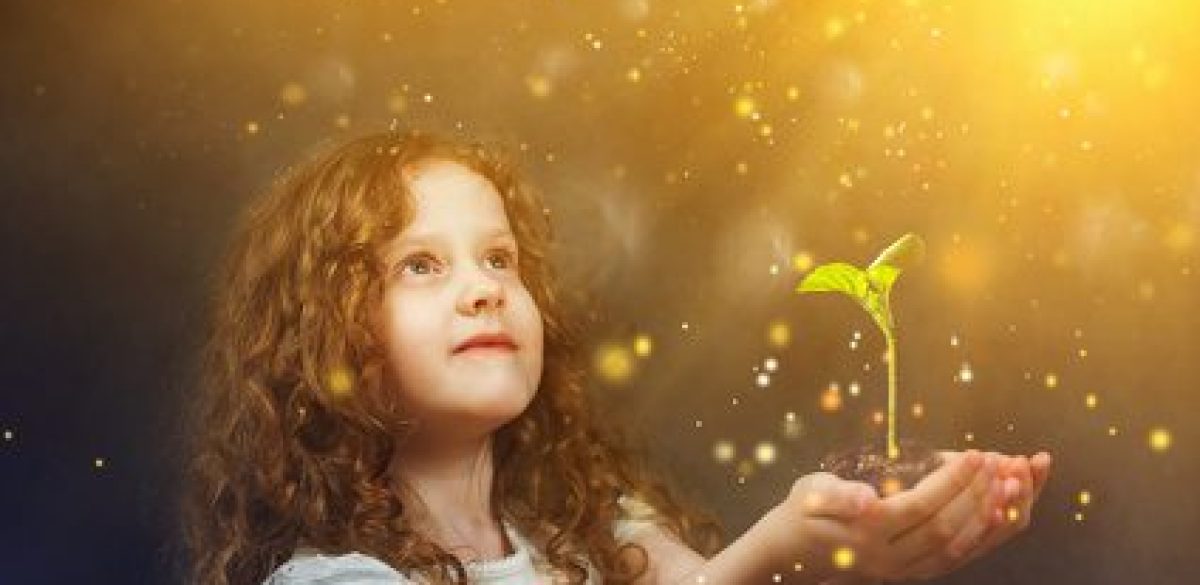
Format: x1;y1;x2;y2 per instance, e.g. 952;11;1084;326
263;549;408;585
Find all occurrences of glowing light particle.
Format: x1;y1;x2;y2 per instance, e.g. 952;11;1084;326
782;413;803;439
1084;393;1098;409
768;320;791;348
880;477;905;497
245;121;260;135
1006;506;1021;523
764;357;779;372
327;367;354;397
713;440;736;463
755;373;771;388
1108;426;1119;437
911;403;924;418
94;457;106;469
754;442;777;465
1148;427;1172;452
825;17;847;40
1078;490;1092;506
595;343;634;383
958;362;974;383
633;334;653;358
526;75;552;98
279;82;308;106
791;252;814;272
626;67;642;83
820;384;843;412
832;546;855;569
848;381;861;397
734;95;757;118
871;411;885;425
1044;373;1059;389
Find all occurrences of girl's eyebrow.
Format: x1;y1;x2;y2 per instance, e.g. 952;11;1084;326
391;227;516;249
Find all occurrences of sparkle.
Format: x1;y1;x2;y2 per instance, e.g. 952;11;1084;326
94;457;106;469
1075;512;1086;522
768;320;791;347
1078;490;1092;506
713;440;736;463
1108;425;1119;436
633;334;653;358
595;343;634;383
782;414;803;439
791;252;814;272
754;442;777;465
245;121;260;135
733;95;757;118
1044;373;1059;388
958;362;974;383
764;357;779;372
755;373;771;388
2;429;11;441
769;263;780;275
911;402;925;418
279;82;307;106
871;410;885;425
1148;427;1172;452
1006;506;1021;523
950;334;959;347
964;431;975;442
327;367;354;397
526;75;552;98
880;477;905;497
820;384;843;412
681;321;690;331
848;381;861;396
1085;393;1098;409
831;546;855;570
825;17;848;40
626;67;642;83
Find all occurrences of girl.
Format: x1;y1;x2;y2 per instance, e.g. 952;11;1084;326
184;130;1051;584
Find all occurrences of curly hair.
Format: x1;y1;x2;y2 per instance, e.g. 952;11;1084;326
183;130;722;584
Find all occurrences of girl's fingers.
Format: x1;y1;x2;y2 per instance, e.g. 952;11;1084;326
799;473;879;519
873;450;983;538
889;453;999;572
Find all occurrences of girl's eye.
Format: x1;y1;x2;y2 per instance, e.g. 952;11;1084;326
398;252;440;277
486;249;517;271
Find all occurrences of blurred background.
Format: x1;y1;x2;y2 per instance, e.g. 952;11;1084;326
1;0;1197;582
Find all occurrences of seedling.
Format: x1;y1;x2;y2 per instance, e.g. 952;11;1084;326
797;233;926;461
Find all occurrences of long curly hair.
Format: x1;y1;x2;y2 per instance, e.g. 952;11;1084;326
183;130;722;584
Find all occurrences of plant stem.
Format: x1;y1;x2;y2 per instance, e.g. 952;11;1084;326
884;329;899;460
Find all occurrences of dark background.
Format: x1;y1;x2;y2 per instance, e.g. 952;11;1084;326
2;0;1197;583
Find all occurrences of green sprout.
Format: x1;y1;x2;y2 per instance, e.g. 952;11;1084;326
796;233;927;460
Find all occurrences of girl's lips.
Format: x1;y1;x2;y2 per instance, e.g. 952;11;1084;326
452;333;518;354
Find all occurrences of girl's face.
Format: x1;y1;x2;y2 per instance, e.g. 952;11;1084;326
378;160;544;440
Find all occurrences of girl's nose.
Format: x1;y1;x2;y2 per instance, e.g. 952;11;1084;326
458;275;506;316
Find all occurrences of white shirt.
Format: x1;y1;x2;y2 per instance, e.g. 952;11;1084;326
263;496;660;584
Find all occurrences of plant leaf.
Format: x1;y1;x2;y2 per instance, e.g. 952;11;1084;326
796;262;867;300
868;233;926;272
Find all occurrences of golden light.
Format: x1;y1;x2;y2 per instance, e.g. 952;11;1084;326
820;384;843;412
279;82;308;106
1044;373;1059;389
1084;393;1098;409
1078;490;1092;506
327;367;354;398
911;402;925;418
633;334;653;358
713;440;736;464
733;95;757;118
625;67;642;83
1148;427;1172;452
245;121;260;135
831;546;855;570
791;251;814;273
595;343;634;383
526;75;552;98
754;442;777;465
768;319;792;348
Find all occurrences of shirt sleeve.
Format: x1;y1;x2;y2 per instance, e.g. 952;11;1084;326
263;551;410;585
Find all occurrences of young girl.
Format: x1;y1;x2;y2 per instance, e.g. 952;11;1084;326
184;130;1051;585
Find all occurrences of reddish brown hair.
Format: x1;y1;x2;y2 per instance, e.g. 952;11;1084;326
183;131;721;584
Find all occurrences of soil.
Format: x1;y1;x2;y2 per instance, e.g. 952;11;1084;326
819;439;943;496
